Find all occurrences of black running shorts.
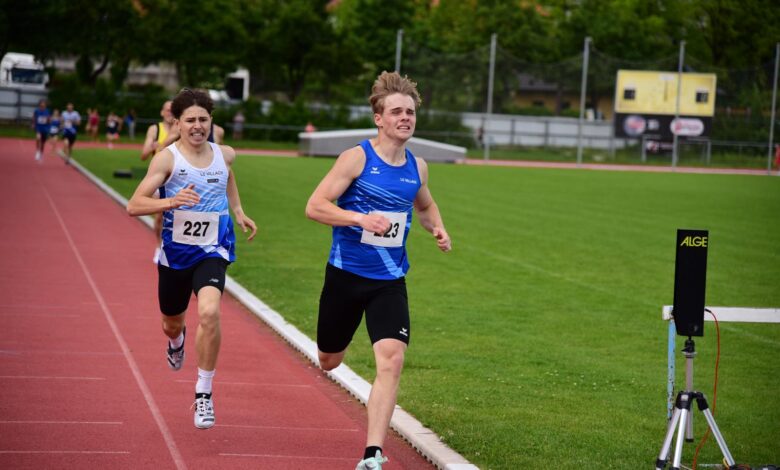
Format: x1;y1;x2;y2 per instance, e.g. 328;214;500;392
317;263;410;353
157;257;229;316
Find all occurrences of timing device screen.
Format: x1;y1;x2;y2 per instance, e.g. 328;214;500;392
672;229;708;337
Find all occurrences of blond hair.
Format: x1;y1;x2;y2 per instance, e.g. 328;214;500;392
368;71;422;114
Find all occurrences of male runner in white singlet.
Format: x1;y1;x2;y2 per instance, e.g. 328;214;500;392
127;88;257;429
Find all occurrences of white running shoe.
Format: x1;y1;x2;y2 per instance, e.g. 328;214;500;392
355;451;388;470
166;327;185;371
35;151;41;161
193;393;215;429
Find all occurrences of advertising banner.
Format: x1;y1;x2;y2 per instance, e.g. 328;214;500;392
613;70;716;141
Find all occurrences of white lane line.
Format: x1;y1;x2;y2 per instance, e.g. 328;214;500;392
216;424;358;432
0;376;105;381
174;379;312;388
220;453;354;462
0;420;122;425
41;185;187;470
0;451;130;455
0;304;84;311
0;349;122;357
0;313;81;318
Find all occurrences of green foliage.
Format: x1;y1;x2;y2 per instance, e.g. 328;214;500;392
8;0;777;144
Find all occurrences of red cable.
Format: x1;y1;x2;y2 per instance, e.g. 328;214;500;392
692;310;720;469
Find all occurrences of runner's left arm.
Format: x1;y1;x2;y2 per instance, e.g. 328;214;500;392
223;146;257;241
413;157;451;252
127;149;199;216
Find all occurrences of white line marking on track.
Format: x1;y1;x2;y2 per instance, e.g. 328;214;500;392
0;375;105;380
0;420;122;425
174;379;312;388
0;304;84;311
0;312;81;318
0;450;130;455
0;349;123;357
41;185;187;470
216;423;358;432
220;453;354;462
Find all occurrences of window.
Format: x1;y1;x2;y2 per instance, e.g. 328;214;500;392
695;90;709;103
623;88;636;100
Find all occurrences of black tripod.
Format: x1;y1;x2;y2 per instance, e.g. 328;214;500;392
655;338;737;470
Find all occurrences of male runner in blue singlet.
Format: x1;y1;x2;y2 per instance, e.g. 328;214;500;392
32;99;51;162
306;71;451;470
127;88;257;429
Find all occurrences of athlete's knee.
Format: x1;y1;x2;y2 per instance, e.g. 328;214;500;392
318;350;345;371
374;341;406;378
197;305;220;329
196;286;222;328
161;314;185;337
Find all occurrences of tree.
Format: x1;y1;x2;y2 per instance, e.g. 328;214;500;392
242;0;360;102
0;1;70;64
132;0;248;88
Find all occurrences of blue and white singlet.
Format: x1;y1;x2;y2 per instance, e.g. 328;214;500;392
329;139;422;280
158;142;235;269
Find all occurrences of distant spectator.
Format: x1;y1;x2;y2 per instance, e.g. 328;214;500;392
305;121;317;133
232;111;245;140
774;144;780;169
124;109;137;139
87;108;100;141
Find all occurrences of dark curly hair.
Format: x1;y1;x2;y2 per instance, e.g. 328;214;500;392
171;88;214;119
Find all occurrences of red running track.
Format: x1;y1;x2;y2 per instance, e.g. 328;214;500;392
0;138;434;470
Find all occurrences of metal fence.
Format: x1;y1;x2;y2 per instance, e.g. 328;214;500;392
396;33;780;171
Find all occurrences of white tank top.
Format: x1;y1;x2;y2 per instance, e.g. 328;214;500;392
158;142;235;269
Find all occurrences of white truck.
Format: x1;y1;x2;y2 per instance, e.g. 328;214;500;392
0;52;48;89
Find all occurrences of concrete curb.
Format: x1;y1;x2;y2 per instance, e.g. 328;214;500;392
69;157;479;470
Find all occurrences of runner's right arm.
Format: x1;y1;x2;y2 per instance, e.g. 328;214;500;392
305;146;390;234
127;149;199;216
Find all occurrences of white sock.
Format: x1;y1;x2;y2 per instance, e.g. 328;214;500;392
196;368;215;395
169;331;184;350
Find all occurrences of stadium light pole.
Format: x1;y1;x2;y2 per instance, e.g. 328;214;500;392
395;29;404;73
576;37;592;167
767;42;779;175
484;33;497;161
672;40;685;169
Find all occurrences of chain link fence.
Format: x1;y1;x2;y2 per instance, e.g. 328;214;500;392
397;34;779;170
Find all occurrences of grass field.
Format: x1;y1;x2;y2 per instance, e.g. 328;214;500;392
73;147;780;469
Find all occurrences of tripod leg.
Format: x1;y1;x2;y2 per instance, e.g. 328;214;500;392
685;354;695;441
657;407;682;469
700;407;736;466
671;408;689;470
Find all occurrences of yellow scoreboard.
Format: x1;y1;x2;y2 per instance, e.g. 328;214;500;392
614;70;717;117
614;70;717;140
